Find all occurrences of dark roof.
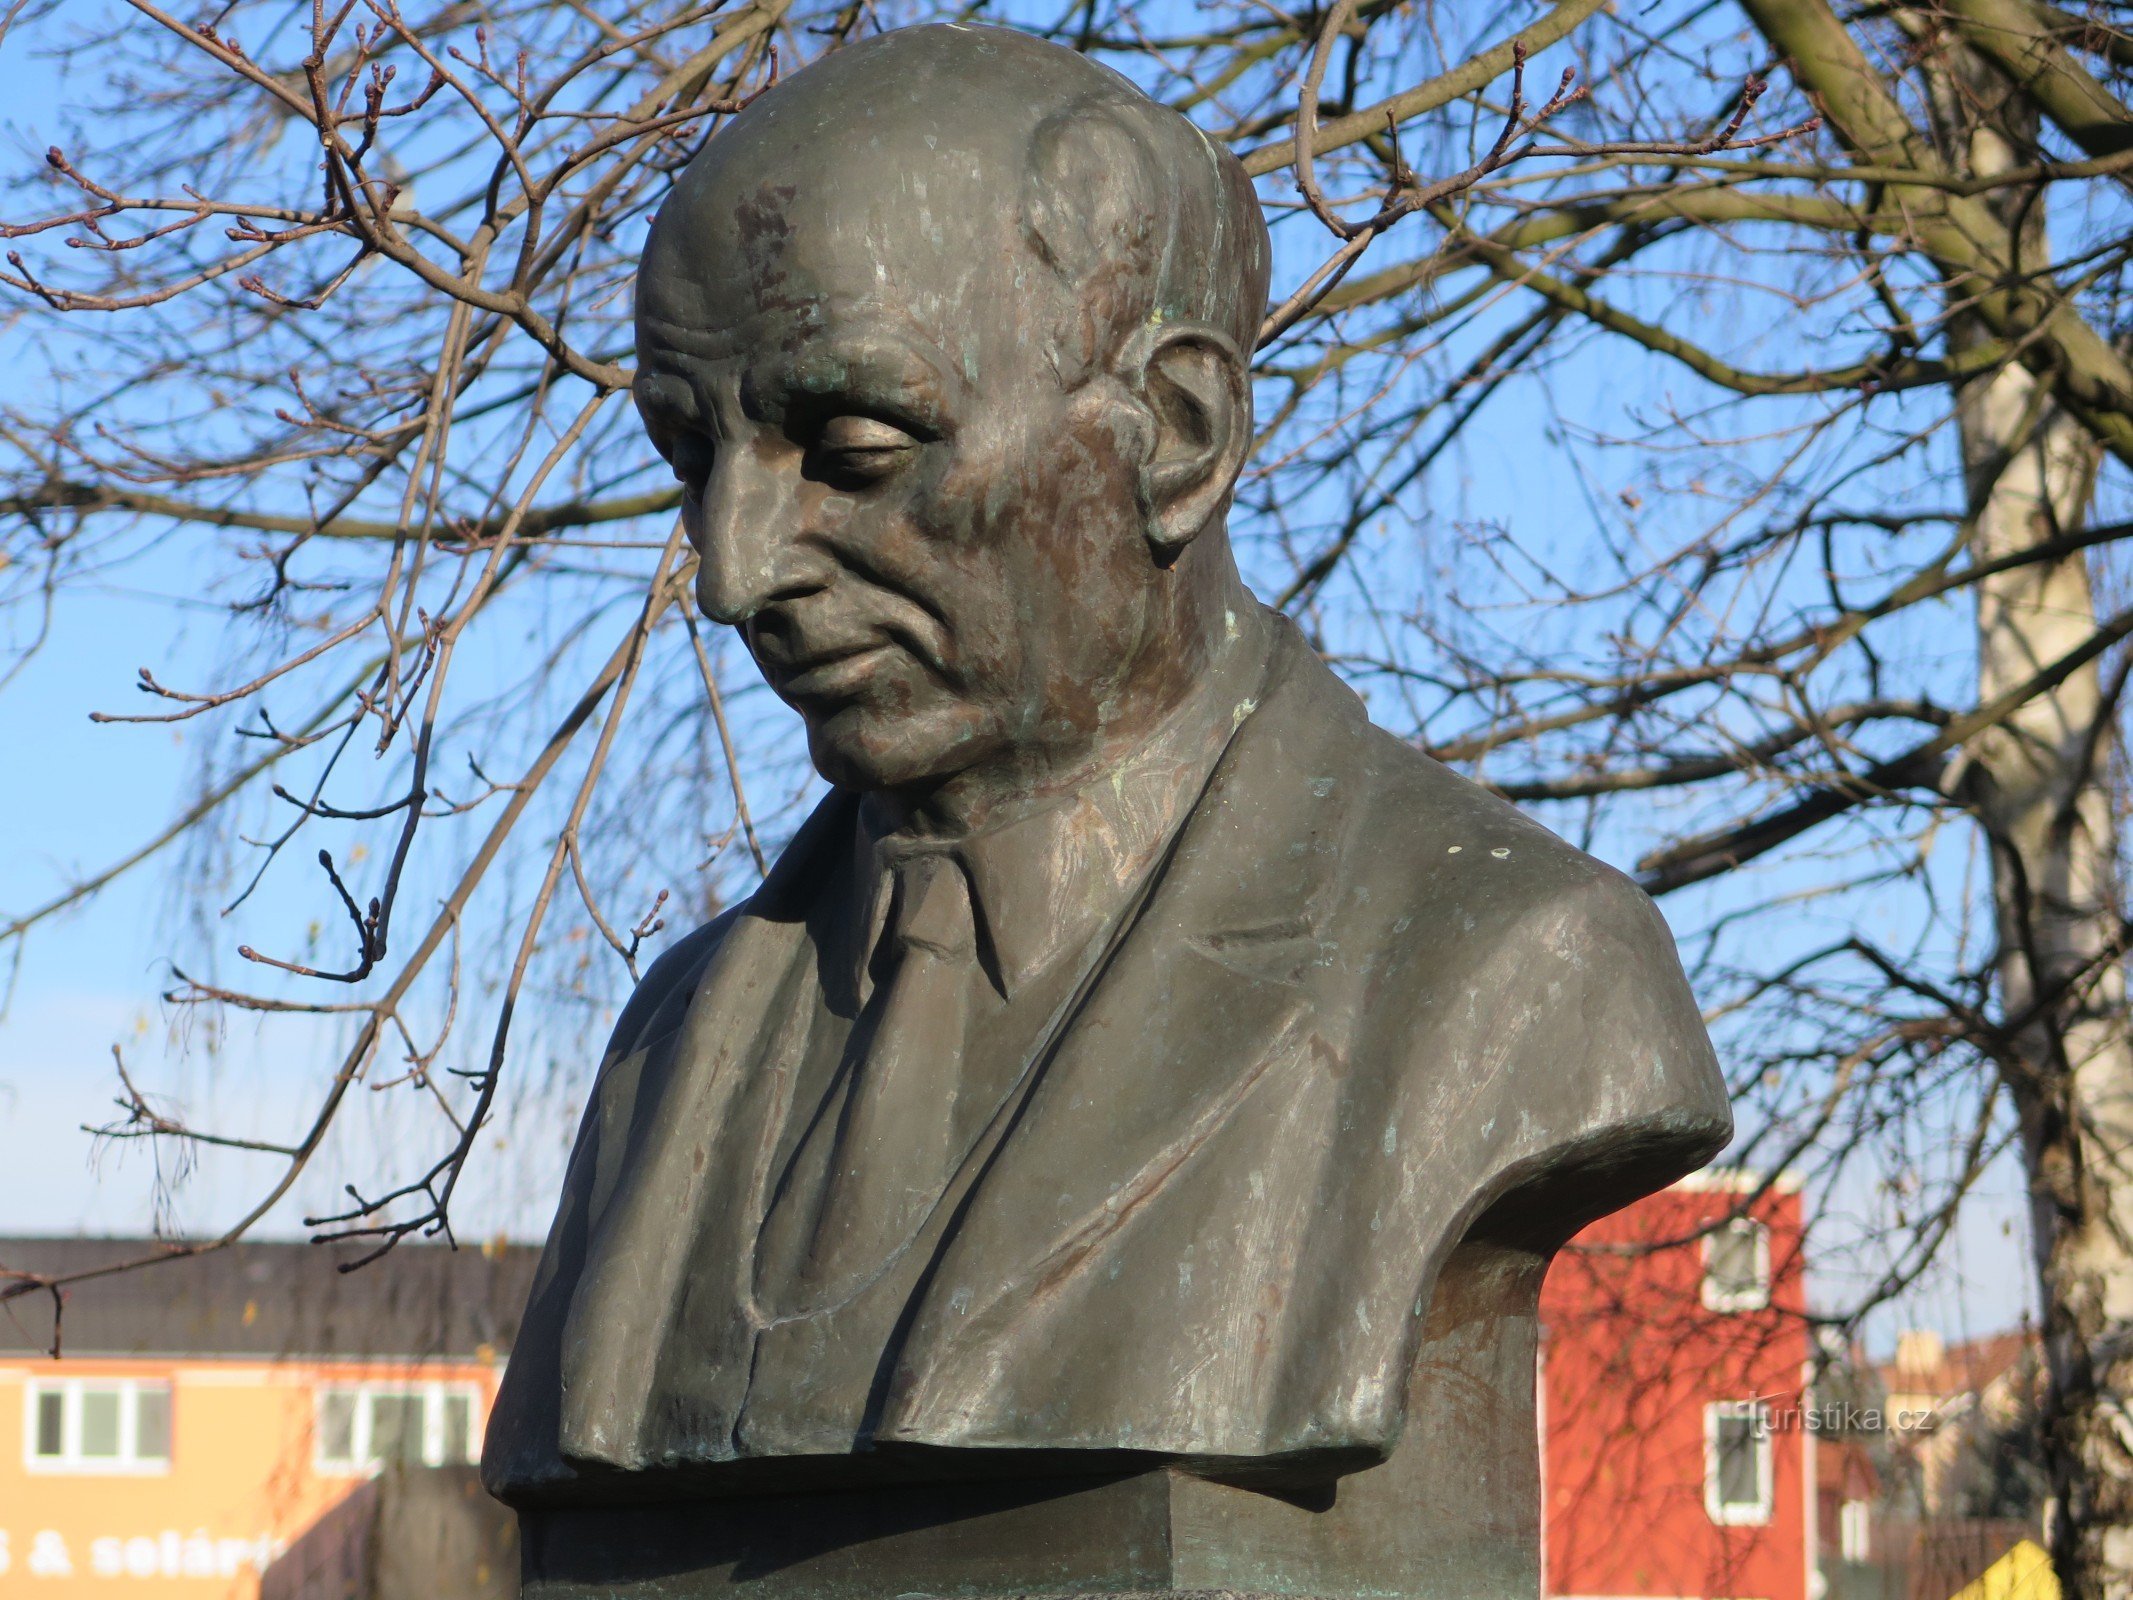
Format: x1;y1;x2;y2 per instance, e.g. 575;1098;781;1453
0;1237;542;1361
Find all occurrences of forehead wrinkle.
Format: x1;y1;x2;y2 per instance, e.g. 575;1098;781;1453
637;313;749;364
643;226;1022;395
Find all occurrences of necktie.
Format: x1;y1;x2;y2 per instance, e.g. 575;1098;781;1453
754;849;976;1316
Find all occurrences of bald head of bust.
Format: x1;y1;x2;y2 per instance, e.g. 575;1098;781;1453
634;25;1272;826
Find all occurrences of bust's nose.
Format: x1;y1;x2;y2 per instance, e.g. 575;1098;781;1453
688;446;812;626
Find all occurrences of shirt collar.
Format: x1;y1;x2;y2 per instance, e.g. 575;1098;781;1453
856;605;1273;999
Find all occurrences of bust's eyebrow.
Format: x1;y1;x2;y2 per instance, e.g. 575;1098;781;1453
632;367;709;442
755;336;961;431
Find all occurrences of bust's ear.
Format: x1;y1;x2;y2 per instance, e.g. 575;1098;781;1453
1128;323;1250;561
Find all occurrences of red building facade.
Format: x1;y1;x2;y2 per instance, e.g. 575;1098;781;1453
1541;1175;1811;1600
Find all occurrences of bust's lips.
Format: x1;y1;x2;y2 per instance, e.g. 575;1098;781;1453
761;639;892;701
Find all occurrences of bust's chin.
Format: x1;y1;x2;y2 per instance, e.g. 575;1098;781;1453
801;702;1009;804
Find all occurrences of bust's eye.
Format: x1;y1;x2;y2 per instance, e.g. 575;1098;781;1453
813;415;919;483
666;433;716;490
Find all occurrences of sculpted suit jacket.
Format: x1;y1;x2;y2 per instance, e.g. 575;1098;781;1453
483;617;1731;1504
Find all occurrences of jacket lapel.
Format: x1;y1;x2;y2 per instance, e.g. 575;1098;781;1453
555;793;856;1466
881;624;1362;1430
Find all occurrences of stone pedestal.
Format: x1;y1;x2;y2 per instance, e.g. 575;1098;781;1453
517;1247;1543;1600
265;1466;517;1600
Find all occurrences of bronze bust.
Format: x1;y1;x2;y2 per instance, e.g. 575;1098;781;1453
486;23;1728;1597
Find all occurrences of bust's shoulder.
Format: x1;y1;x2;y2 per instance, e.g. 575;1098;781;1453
604;905;741;1059
644;906;740;985
1271;649;1728;1174
1265;638;1668;961
1367;729;1659;941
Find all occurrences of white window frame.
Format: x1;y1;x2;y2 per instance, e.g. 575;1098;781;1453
313;1382;482;1476
1704;1401;1774;1526
1701;1217;1772;1312
22;1379;173;1475
1838;1498;1871;1563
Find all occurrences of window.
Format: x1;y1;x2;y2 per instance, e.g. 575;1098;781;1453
1705;1402;1773;1525
1702;1217;1771;1311
315;1384;479;1474
1839;1499;1872;1563
23;1380;172;1473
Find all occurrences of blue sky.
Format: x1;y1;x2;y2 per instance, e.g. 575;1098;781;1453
0;0;2043;1353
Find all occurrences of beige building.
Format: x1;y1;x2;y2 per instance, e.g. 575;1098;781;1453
0;1237;536;1597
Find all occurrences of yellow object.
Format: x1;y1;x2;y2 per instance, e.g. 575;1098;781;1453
1952;1540;2062;1600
